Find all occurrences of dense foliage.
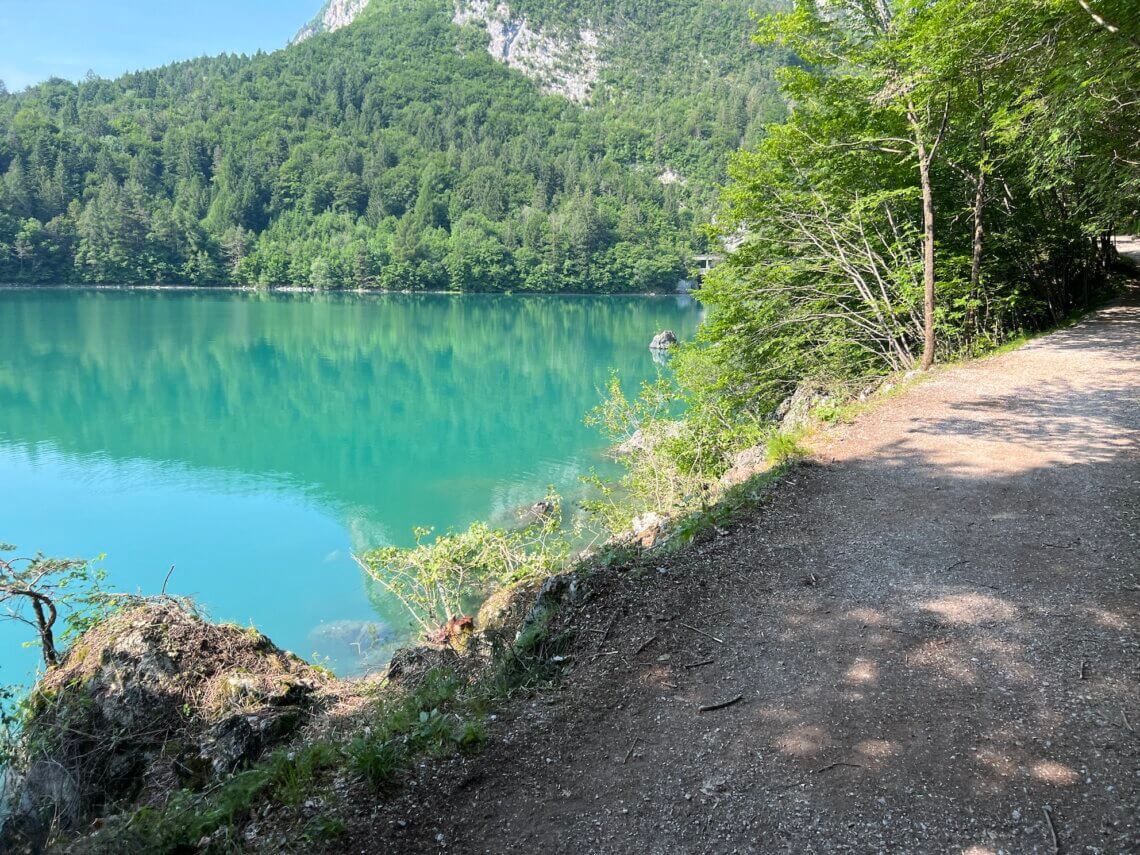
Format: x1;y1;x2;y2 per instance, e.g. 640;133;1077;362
681;0;1139;410
0;0;787;290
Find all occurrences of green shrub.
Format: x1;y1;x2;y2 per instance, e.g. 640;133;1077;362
355;498;569;637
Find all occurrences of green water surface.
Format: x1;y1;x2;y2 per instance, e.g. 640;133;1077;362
0;289;701;679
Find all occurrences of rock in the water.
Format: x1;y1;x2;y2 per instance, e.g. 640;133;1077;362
614;428;649;457
613;421;683;458
308;619;391;670
649;330;679;350
518;499;557;525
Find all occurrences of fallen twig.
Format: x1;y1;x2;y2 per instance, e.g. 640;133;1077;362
945;559;970;572
599;611;619;644
591;650;619;661
634;635;658;655
964;578;1001;591
698;694;743;713
813;761;864;774
1043;542;1074;550
684;658;715;670
1042;805;1059;854
1121;709;1134;733
622;737;640;764
679;622;725;644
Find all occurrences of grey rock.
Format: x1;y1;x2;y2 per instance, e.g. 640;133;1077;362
649;330;679;350
719;445;769;489
5;762;81;848
199;708;303;778
776;383;832;431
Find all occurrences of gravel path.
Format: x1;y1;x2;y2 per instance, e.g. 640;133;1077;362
374;287;1139;853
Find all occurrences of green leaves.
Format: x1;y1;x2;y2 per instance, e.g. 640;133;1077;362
690;0;1133;411
356;492;568;636
0;0;790;291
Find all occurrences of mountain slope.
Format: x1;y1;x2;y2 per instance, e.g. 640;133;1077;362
293;0;372;43
0;0;788;291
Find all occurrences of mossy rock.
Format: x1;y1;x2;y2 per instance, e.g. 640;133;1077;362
3;601;331;847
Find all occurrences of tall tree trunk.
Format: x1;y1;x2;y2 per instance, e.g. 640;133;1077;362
910;107;938;371
969;77;987;334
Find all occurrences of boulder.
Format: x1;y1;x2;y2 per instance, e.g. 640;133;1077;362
775;383;832;431
4;762;81;850
719;445;769;489
475;579;541;636
518;573;584;638
199;707;304;778
630;512;669;549
383;645;458;686
517;499;557;526
613;421;683;458
2;601;329;844
649;330;679;350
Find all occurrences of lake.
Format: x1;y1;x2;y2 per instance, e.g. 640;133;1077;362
0;289;702;681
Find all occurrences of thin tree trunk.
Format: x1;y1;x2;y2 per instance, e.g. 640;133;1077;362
909;107;938;370
1076;0;1140;51
31;596;58;667
969;77;987;334
918;159;936;370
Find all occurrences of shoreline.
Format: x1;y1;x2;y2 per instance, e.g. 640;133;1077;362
0;283;697;299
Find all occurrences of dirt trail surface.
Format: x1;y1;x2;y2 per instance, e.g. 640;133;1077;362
375;292;1139;853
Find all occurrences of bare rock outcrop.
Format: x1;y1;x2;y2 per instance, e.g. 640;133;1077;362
293;0;372;43
2;601;329;848
454;1;602;103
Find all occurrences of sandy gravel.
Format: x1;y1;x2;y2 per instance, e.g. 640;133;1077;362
355;287;1139;854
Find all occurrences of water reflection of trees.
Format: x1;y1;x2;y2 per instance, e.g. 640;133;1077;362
0;290;701;545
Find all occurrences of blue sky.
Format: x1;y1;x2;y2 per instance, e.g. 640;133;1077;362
0;0;321;91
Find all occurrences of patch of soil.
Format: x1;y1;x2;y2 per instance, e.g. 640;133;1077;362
313;298;1139;853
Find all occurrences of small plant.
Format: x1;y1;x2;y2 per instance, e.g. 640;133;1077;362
346;736;407;790
303;815;347;843
766;432;806;466
583;372;767;537
355;494;568;638
0;545;109;667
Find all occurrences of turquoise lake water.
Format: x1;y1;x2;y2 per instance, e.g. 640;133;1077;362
0;289;702;681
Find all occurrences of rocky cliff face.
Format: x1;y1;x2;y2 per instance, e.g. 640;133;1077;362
453;1;601;103
294;0;603;103
293;0;372;43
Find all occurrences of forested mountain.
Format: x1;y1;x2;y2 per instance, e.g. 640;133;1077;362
0;0;788;290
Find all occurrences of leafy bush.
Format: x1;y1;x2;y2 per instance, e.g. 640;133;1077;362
355;493;568;637
582;372;768;532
